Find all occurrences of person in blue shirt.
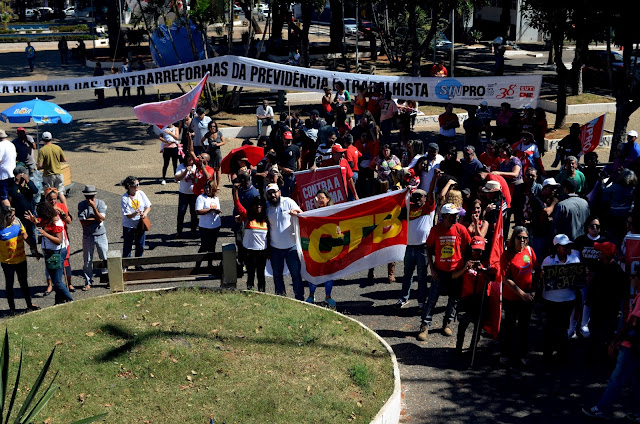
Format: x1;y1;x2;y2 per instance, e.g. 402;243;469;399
25;42;36;72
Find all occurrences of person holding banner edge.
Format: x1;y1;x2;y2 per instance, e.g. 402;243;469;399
306;189;337;308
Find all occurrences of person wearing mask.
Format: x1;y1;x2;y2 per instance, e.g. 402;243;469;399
501;227;537;365
418;203;471;341
540;234;580;364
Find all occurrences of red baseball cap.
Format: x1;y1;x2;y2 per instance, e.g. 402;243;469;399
17;127;25;132
594;242;616;258
331;144;346;153
470;236;486;250
283;131;293;140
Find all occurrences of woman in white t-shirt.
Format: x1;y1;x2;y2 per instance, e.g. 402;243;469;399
120;176;152;260
540;234;580;364
160;122;180;185
174;155;197;237
195;181;221;269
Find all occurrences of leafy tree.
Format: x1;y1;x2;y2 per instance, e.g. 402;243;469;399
0;0;15;30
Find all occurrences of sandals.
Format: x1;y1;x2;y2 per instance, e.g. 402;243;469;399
82;284;91;291
43;289;53;296
68;285;76;293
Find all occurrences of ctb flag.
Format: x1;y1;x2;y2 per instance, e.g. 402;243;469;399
295;189;409;284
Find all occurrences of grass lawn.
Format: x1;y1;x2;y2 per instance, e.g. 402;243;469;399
543;93;616;105
2;288;394;424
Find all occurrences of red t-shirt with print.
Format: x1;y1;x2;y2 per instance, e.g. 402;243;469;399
501;246;537;301
192;159;214;196
461;264;492;299
426;222;471;272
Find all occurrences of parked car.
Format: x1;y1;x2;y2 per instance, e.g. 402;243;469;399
431;32;453;52
576;50;624;86
63;6;75;17
75;6;108;22
344;18;357;36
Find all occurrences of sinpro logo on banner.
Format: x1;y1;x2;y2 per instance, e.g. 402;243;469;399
436;79;486;100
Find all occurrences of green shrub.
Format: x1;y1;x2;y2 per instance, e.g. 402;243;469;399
53;24;89;32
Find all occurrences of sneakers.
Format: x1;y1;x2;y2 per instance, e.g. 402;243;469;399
568;328;577;339
325;298;337;308
580;325;591;339
394;298;408;308
417;323;429;341
305;295;315;304
161;180;166;185
443;325;453;337
582;406;609;419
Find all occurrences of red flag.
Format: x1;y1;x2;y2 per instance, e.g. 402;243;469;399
580;114;606;154
134;72;209;128
483;205;504;339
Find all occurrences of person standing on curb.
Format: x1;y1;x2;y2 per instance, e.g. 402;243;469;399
77;185;108;290
265;183;305;301
58;36;68;65
37;131;67;207
418;203;471;341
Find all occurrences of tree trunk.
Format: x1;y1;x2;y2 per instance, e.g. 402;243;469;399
610;41;640;160
227;0;234;53
554;35;567;129
106;0;122;57
547;40;554;65
499;0;511;38
328;0;344;51
270;0;286;46
408;0;421;76
299;0;312;67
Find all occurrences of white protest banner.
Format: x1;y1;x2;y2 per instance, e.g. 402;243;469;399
0;56;541;108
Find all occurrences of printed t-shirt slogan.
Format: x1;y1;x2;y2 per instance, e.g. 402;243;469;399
0;56;542;108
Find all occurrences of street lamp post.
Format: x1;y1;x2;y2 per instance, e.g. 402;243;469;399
450;9;454;77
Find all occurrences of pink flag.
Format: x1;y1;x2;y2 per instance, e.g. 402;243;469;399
580;114;606;154
134;73;209;128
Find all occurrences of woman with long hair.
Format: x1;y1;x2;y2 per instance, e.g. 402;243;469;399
202;120;225;186
42;187;74;294
26;201;73;304
501;226;537;365
306;189;338;307
466;198;489;238
233;183;268;292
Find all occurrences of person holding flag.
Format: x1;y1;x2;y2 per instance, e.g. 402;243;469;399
418;203;471;341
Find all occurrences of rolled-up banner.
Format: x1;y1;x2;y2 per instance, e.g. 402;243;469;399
295;189;409;284
0;56;541;108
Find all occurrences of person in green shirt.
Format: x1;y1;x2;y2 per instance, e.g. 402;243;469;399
36;132;67;207
554;156;586;194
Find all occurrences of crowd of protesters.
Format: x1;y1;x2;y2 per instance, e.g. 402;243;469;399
0;81;639;419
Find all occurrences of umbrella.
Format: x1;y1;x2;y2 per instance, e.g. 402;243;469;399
0;98;72;146
221;145;265;175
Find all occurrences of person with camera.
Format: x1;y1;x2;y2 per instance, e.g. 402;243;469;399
78;185;107;290
174;154;197;238
120;176;151;261
8;166;37;247
11;128;36;175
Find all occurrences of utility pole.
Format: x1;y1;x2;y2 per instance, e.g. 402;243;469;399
450;9;455;77
355;0;359;68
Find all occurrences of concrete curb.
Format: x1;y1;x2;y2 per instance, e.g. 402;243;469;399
50;286;402;424
538;99;616;115
545;134;612;152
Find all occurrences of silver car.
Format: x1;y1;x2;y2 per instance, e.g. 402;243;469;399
344;18;357;35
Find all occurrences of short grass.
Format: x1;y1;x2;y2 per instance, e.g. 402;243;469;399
543;93;616;105
2;288;394;424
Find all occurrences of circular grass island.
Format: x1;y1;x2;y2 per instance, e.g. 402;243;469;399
2;288;395;423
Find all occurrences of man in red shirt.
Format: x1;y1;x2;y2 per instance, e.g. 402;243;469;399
430;60;448;77
418;203;471;341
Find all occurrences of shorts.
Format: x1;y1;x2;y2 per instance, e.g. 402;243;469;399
0;178;9;200
43;173;64;192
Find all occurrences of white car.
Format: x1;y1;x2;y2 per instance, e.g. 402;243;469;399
344;18;357;35
64;6;75;17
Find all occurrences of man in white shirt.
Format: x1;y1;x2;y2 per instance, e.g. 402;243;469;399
265;183;305;300
418;143;444;193
189;107;211;155
0;129;17;207
256;99;275;137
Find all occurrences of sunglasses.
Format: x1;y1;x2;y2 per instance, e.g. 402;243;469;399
516;236;529;241
589;224;600;229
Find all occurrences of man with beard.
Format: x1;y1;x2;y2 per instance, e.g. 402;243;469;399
265;183;305;300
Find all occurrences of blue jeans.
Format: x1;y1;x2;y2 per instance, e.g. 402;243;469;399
421;270;459;326
380;119;393;142
257;118;275;137
309;280;334;298
82;233;109;285
177;192;197;234
400;245;428;303
348;171;358;201
123;226;145;258
271;246;304;300
44;247;73;305
597;347;640;414
282;173;295;198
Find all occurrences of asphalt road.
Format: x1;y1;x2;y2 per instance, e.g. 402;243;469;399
0;46;638;424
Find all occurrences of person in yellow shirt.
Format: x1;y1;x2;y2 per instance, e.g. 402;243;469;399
0;205;40;313
36;131;67;207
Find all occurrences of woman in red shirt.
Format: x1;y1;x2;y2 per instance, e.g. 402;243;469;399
501;226;537;365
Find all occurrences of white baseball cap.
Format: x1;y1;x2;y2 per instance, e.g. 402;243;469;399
441;203;460;215
542;178;560;187
553;234;572;246
41;131;52;140
266;183;280;193
628;130;638;138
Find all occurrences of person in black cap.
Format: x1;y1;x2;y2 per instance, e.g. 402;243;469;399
8;165;37;246
78;185;108;290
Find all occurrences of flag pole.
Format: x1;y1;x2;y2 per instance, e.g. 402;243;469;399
470;277;489;369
